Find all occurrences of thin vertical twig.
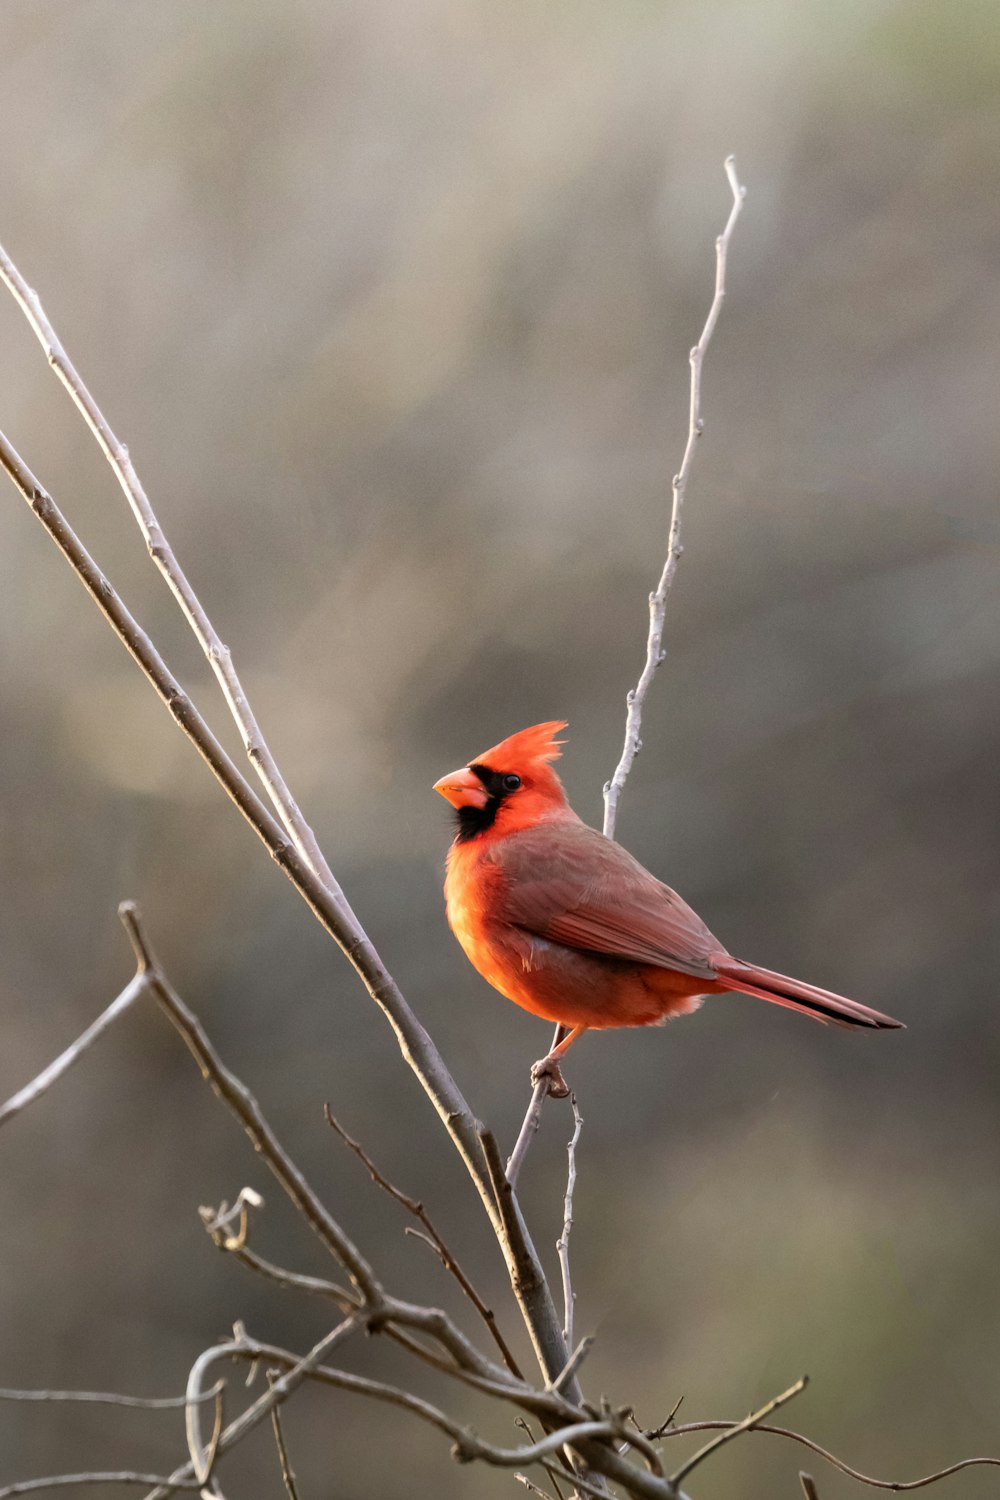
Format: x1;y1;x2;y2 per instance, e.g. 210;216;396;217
266;1372;301;1500
556;1097;583;1349
603;156;745;841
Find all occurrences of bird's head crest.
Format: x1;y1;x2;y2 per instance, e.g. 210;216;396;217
475;721;568;773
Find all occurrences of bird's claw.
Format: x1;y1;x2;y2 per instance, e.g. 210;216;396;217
530;1055;570;1099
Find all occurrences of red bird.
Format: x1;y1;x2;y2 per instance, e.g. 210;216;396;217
435;722;902;1086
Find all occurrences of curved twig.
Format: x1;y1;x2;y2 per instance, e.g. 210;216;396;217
662;1419;1000;1492
0;973;147;1129
603;155;745;840
669;1375;806;1485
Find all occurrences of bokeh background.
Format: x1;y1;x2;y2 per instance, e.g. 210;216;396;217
2;2;1000;1496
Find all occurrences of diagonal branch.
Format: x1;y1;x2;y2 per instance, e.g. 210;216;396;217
0;426;573;1394
118;902;383;1306
0;972;147;1129
603;155;745;840
0;243;338;897
669;1375;807;1486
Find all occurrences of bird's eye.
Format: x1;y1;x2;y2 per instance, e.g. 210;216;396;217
502;773;522;793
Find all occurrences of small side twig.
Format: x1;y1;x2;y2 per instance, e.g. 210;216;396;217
507;1073;551;1188
669;1377;807;1485
266;1371;301;1500
799;1474;820;1500
0;1476;203;1499
556;1097;583;1348
325;1106;523;1379
0;972;146;1129
0;1384;223;1410
603;154;745;841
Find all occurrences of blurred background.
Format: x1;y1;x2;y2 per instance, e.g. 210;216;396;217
1;1;999;1495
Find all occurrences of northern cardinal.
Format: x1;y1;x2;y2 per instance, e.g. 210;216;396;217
434;722;902;1087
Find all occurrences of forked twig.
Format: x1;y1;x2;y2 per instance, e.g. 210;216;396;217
663;1418;1000;1492
603;155;745;840
669;1376;807;1485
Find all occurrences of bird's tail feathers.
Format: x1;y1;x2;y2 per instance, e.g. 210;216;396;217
713;957;904;1030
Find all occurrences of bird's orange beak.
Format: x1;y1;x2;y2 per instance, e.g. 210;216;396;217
433;766;489;810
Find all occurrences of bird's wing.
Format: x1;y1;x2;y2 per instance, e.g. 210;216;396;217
493;821;721;981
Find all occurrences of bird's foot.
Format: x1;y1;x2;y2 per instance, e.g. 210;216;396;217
530;1054;570;1099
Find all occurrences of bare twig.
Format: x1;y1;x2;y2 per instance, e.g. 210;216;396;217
325;1106;524;1379
0;1384;222;1410
545;1337;594;1398
603;155;745;840
202;1235;355;1310
800;1475;820;1500
556;1097;583;1348
515;1477;558;1500
0;428;574;1395
117;903;383;1306
669;1377;807;1485
507;1074;551;1188
0;972;146;1129
662;1419;1000;1492
0;242;338;897
266;1372;301;1500
0;1477;203;1499
199;1188;263;1251
229;1338;667;1488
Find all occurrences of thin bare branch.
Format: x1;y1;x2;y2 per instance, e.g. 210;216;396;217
117;903;383;1306
203;1234;356;1310
507;1074;550;1188
0;973;146;1129
669;1377;808;1485
545;1337;594;1399
266;1372;301;1500
603;155;745;840
0;241;339;896
0;1477;203;1499
0;1384;222;1410
230;1339;661;1485
662;1419;1000;1492
515;1477;558;1500
0;428;573;1392
325;1105;524;1379
556;1097;583;1348
800;1475;820;1500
